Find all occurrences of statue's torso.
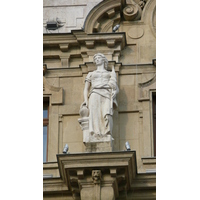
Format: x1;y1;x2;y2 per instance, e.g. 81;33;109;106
91;70;111;87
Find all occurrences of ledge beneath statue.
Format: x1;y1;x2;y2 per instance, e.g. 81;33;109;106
85;137;113;152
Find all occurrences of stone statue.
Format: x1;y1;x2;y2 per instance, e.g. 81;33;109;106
80;53;119;141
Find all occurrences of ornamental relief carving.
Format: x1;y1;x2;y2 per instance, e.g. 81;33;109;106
92;170;102;184
138;73;156;100
84;0;148;34
152;6;156;36
43;64;63;105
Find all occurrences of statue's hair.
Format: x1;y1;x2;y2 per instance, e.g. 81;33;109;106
93;53;108;69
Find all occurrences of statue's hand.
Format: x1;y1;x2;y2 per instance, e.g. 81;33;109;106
112;91;117;99
81;101;88;108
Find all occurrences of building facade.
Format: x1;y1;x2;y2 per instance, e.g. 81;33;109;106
43;0;156;199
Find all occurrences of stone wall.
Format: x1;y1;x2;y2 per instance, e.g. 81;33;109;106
43;1;156;199
43;0;103;33
43;0;156;174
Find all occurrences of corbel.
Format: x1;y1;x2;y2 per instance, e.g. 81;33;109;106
106;8;116;18
106;39;116;48
59;43;69;52
93;22;100;32
85;40;95;49
110;168;117;177
77;169;85;179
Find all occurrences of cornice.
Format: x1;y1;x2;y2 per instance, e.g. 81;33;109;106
43;31;126;66
56;151;137;198
43;31;126;51
43;178;68;193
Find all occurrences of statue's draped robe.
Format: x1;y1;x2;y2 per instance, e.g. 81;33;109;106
85;70;118;136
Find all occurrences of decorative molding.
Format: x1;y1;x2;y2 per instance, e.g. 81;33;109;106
58;114;63;154
106;39;116;47
128;27;144;39
43;152;156;198
43;77;63;105
59;44;69;52
123;1;142;21
141;0;156;37
92;170;102;184
56;151;137;199
142;157;156;165
85;40;95;49
106;8;116;18
59;55;70;67
151;5;156;37
83;0;146;34
139;73;156;88
43;178;68;193
43;31;126;67
43;64;47;76
139;0;147;10
84;0;121;33
138;72;156;101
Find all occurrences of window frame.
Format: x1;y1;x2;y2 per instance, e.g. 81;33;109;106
43;98;49;162
150;90;156;157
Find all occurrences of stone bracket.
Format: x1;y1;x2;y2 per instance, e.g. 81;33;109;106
106;8;116;18
85;40;95;49
59;44;69;52
56;151;137;199
106;39;116;48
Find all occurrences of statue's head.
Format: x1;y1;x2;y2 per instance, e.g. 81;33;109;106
93;53;108;69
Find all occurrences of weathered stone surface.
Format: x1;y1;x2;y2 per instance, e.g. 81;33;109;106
78;53;119;152
43;0;102;33
43;0;156;182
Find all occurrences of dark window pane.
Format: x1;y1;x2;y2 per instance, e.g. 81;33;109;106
43;126;47;162
152;94;156;156
43;107;48;119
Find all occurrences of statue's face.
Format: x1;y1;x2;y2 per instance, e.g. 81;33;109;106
94;55;104;66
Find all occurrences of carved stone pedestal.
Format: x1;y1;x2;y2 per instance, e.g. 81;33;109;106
78;117;90;143
85;138;113;152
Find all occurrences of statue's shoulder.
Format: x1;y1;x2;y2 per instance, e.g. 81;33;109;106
87;71;93;75
85;71;93;82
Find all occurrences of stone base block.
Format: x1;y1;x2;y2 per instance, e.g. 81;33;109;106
85;141;113;152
